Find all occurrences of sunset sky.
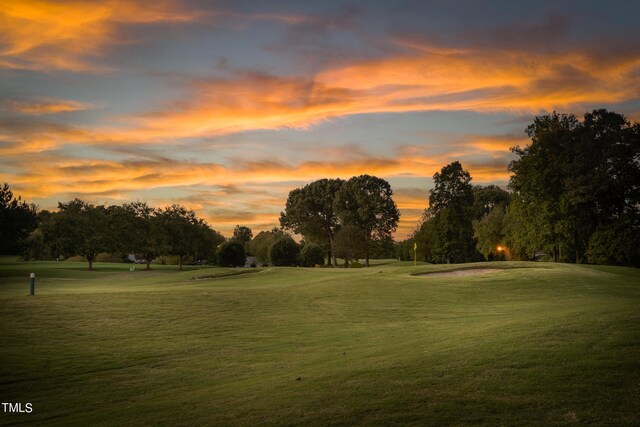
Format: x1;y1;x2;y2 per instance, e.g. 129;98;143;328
1;0;639;238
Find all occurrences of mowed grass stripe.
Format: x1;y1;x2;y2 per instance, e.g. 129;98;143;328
1;261;638;425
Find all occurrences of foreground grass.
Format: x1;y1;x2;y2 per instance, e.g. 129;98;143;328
0;260;639;425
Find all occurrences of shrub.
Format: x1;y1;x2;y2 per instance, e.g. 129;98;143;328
300;243;325;267
153;255;180;265
66;255;86;262
96;252;124;263
270;236;300;266
218;241;246;267
349;261;364;268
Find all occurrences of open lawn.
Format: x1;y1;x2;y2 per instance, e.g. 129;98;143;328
1;260;639;425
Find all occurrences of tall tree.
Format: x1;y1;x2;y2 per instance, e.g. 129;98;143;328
425;162;477;263
508;109;639;263
232;225;253;245
472;185;511;220
280;178;344;267
333;224;368;266
156;205;203;270
118;202;168;270
44;199;109;270
334;175;399;266
0;183;37;255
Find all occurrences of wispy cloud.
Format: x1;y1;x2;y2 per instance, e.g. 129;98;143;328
1;97;94;115
0;0;201;72
117;42;640;142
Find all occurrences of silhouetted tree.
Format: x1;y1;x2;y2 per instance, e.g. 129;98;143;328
0;183;37;255
334;175;399;266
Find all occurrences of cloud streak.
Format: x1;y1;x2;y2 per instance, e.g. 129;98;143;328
0;0;201;72
1;97;94;115
118;41;640;142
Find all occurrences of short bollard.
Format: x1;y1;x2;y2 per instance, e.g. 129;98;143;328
29;273;35;296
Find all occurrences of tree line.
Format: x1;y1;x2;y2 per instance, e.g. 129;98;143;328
2;109;637;269
400;109;640;267
8;199;226;270
0;174;400;270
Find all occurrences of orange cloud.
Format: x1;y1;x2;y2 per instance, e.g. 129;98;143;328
1;97;94;114
4;141;511;240
118;42;640;141
0;0;200;72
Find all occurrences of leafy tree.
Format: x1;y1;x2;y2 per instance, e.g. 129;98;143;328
44;199;109;270
586;214;640;267
198;223;226;265
334;175;399;266
425;162;477;263
218;241;246;267
24;228;51;261
280;179;344;267
300;242;325;267
156;204;204;270
232;225;253;246
246;228;285;265
508;109;639;263
333;224;368;266
269;235;300;266
121;202;167;270
0;183;37;255
473;206;507;260
472;185;511;220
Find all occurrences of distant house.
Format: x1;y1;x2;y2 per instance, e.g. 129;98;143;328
127;254;146;264
244;256;261;268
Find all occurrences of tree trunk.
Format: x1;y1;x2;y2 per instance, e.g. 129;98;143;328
328;233;335;268
87;254;94;271
145;260;152;270
344;259;349;268
365;254;370;267
178;256;184;271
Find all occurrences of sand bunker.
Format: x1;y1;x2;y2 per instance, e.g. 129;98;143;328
417;268;503;277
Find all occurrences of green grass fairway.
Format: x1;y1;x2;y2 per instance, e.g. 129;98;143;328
1;260;639;425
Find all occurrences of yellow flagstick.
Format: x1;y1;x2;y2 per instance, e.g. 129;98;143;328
413;242;417;267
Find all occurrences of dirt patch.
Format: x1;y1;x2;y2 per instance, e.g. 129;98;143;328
416;268;503;277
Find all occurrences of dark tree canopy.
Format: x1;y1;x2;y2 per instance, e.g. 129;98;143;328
428;162;473;216
44;199;109;270
300;242;325;267
269;235;300;266
508;109;639;264
0;183;37;255
280;178;344;267
156;204;217;270
218;241;246;267
232;225;253;245
333;224;368;266
119;202;167;270
424;162;478;263
472;185;511;220
334;175;399;266
246;228;285;265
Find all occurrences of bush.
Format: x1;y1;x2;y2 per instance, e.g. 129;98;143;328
66;255;86;262
349;261;364;268
586;216;640;267
218;241;246;267
153;255;180;265
96;252;123;263
300;243;325;267
269;236;300;266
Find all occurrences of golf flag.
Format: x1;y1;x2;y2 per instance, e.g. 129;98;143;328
413;242;417;266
